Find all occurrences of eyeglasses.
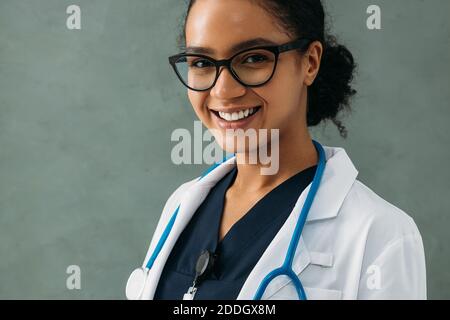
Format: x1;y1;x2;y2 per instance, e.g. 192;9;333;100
168;38;312;92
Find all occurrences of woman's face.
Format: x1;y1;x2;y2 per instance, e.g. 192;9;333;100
185;0;316;154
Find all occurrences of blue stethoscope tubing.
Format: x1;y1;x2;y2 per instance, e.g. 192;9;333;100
141;140;326;300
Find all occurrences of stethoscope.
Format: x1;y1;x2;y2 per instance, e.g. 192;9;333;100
126;140;326;300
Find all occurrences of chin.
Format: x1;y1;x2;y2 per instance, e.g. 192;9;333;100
214;131;267;157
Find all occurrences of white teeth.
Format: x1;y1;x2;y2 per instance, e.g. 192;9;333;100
217;107;259;121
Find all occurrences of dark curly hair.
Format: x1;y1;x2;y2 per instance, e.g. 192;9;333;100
177;0;357;138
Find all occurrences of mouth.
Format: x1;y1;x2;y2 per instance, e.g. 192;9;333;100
210;106;262;122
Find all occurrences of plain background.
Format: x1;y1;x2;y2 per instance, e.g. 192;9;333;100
0;0;449;299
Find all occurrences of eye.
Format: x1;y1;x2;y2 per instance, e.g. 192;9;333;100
243;54;269;64
190;59;214;68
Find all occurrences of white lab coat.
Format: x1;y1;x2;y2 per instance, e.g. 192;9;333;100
134;145;427;300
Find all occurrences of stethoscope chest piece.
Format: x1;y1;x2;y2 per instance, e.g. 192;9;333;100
126;267;149;300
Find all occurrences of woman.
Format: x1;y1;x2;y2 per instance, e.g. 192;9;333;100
126;0;426;300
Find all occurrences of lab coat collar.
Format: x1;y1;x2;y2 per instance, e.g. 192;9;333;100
144;145;358;299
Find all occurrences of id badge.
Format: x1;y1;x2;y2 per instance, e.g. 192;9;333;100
182;286;198;300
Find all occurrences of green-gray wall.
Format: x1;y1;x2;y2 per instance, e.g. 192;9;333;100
1;0;449;299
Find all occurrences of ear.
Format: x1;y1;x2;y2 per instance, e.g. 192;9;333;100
304;41;323;86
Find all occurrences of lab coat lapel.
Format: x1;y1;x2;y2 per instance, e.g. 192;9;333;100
143;156;237;299
305;146;359;223
236;146;358;299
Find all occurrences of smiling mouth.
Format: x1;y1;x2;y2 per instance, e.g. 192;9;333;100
211;106;262;122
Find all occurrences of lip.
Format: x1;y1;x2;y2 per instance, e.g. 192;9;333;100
210;106;262;130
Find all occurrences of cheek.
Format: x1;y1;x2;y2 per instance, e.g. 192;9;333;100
257;67;304;126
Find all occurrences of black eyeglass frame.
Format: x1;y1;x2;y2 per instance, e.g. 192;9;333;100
168;38;313;92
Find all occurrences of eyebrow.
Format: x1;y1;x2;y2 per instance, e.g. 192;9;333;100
185;37;279;55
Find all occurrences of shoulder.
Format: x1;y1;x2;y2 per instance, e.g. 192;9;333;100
322;144;421;241
346;179;420;236
339;179;424;262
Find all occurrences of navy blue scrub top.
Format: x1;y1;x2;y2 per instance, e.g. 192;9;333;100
154;164;317;300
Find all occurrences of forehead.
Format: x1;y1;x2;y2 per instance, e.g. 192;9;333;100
185;0;291;57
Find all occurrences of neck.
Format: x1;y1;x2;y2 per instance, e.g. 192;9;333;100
233;127;318;193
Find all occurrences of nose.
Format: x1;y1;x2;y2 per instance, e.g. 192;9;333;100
210;66;246;99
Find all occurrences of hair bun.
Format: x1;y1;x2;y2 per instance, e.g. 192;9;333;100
307;35;357;138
